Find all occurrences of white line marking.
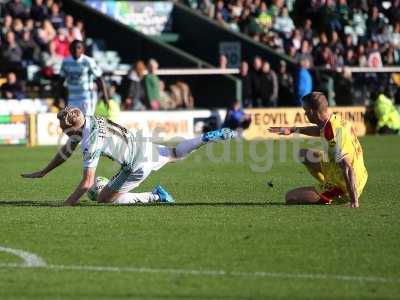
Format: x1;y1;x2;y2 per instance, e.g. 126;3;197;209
0;262;398;284
0;246;46;267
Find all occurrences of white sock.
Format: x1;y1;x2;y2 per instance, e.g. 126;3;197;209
175;137;204;159
113;192;160;204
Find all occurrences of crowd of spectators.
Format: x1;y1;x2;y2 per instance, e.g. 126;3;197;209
0;0;194;111
192;0;400;105
0;0;86;100
2;0;400;109
220;54;311;107
119;58;195;111
193;0;400;68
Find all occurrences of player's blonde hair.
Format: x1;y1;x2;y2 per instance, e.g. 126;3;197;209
57;107;85;130
302;92;328;113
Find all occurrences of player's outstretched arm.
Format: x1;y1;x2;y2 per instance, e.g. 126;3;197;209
339;156;359;208
65;167;95;206
21;138;79;179
268;126;320;136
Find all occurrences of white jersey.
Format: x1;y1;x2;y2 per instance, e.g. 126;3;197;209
60;55;102;102
80;116;146;170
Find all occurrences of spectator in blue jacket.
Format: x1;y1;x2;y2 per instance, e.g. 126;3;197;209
296;58;312;106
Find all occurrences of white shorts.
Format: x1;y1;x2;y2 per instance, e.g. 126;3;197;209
107;144;172;193
69;95;97;116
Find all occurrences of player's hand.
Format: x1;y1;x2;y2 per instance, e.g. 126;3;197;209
268;127;295;135
21;170;46;179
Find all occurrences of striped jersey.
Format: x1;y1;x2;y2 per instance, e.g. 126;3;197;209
60;55;102;101
80;116;145;170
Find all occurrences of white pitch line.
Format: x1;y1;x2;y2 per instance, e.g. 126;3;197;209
0;246;46;267
0;262;398;284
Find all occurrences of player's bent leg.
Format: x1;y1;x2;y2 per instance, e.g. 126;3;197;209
97;185;119;203
97;165;175;204
97;183;175;204
298;148;325;183
285;186;322;205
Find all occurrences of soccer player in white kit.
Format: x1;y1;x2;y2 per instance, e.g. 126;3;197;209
21;107;236;206
57;40;109;116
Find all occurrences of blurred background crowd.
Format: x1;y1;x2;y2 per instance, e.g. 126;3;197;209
0;0;400;121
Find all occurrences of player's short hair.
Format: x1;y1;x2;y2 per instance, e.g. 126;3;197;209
57;107;85;130
302;92;328;113
69;39;84;51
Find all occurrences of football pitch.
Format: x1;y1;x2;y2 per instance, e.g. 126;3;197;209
0;136;399;299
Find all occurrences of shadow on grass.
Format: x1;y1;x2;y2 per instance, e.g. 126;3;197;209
0;200;284;207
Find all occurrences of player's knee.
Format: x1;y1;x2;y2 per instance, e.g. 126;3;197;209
97;188;115;203
285;190;298;204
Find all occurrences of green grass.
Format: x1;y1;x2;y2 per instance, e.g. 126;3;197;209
0;136;399;299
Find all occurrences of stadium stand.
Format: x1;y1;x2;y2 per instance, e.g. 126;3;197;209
183;0;400;105
1;0;399;110
0;0;197;111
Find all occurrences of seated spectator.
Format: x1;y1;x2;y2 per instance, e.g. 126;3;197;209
372;91;400;134
366;6;386;39
52;28;70;58
24;18;35;32
30;0;49;23
256;2;272;32
176;81;194;108
75;19;86;40
5;0;28;20
222;100;251;133
39;39;63;78
64;14;83;41
302;19;313;41
36;19;56;51
367;41;383;67
1;71;24;99
273;6;294;39
215;0;229;23
1;31;23;71
20;29;41;65
1;15;14;41
330;31;344;55
238;7;261;38
49;2;65;30
12;17;24;40
169;81;194;109
144;58;161;110
199;0;215;18
159;80;176;110
296;39;313;66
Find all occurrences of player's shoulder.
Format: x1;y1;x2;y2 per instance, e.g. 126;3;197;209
82;55;97;65
323;114;345;141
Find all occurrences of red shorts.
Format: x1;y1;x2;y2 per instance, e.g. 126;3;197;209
318;187;345;204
